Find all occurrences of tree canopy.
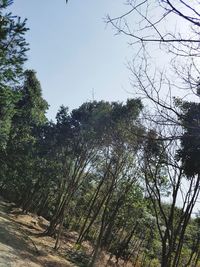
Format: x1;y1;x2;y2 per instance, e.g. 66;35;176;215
1;1;200;267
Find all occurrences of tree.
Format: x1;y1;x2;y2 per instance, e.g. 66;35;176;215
107;3;200;265
0;88;20;149
44;102;104;245
0;0;28;149
141;130;200;267
107;1;200;56
107;1;200;105
178;101;200;177
0;0;28;86
2;70;48;203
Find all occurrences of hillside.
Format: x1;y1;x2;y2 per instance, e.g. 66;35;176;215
0;197;127;267
0;197;77;267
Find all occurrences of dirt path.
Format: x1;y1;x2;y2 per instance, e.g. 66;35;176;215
0;199;38;266
0;199;75;267
0;198;118;267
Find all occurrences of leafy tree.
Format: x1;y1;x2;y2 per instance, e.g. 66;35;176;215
0;0;28;86
178;102;200;176
3;70;48;203
0;88;20;149
0;0;28;149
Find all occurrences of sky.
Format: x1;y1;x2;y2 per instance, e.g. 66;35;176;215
9;1;200;213
9;0;137;120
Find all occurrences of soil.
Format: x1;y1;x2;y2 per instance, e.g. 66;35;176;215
0;197;76;267
0;197;127;267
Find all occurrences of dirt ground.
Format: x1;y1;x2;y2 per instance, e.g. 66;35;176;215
0;198;77;267
0;197;129;267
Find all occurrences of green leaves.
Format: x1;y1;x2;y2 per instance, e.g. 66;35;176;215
0;0;28;149
0;87;20;148
2;70;49;203
0;5;29;87
178;102;200;176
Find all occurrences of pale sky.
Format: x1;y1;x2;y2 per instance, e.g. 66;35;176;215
10;0;137;120
9;1;200;213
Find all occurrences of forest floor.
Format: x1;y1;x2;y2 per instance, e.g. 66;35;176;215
0;197;118;267
0;197;90;267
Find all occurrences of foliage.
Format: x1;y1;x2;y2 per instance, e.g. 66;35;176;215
0;0;28;149
0;1;200;266
0;0;28;87
178;102;200;176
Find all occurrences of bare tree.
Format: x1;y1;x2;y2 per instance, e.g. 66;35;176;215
106;2;200;266
140;128;200;266
107;0;200;56
107;0;200;97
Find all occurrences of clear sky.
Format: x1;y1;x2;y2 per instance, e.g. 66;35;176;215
10;0;137;120
9;1;200;213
